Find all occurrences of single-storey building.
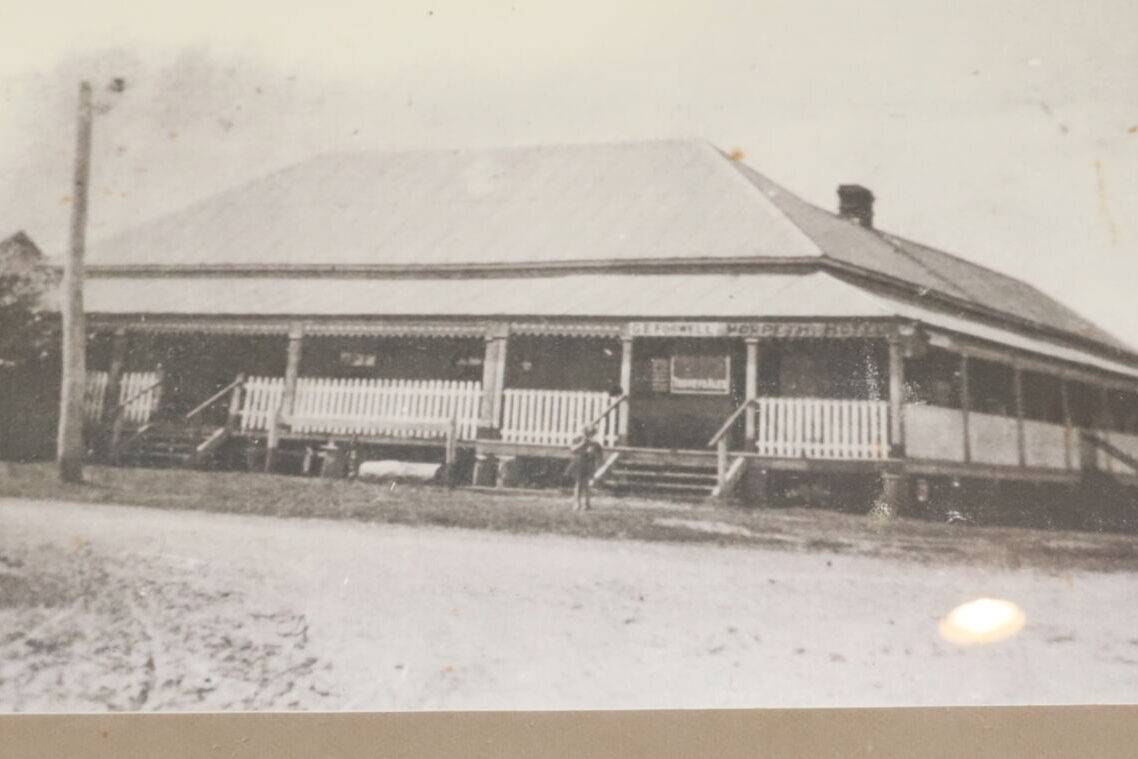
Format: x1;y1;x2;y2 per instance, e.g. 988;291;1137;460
78;140;1138;521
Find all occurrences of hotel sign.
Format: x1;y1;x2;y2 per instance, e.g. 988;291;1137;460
671;355;731;395
627;321;896;339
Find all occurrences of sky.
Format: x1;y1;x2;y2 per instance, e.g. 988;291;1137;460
1;0;1136;347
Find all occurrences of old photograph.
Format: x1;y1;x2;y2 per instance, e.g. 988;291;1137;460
1;0;1137;713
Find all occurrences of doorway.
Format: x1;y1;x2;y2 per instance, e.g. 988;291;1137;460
627;338;745;449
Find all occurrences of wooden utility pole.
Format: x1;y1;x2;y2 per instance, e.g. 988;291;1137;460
57;81;94;482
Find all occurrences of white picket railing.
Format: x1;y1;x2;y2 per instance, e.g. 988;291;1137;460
117;371;163;425
755;397;890;460
240;376;286;433
240;376;483;441
84;370;161;425
501;388;622;447
84;371;110;421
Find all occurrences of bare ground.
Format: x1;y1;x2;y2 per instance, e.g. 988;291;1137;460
3;488;1138;711
3;463;1138;575
0;534;330;711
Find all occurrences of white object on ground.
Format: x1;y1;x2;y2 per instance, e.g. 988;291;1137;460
357;460;442;483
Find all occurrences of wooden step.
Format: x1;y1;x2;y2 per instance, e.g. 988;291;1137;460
611;468;718;482
600;459;719;498
604;479;714;495
118;421;228;470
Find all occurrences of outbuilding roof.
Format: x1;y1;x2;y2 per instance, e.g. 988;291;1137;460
85;139;1130;356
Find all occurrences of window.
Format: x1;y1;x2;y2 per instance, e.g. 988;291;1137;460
339;351;376;368
1022;371;1064;424
969;358;1014;416
903;346;961;408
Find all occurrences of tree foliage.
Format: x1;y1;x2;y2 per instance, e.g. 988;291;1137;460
0;232;59;368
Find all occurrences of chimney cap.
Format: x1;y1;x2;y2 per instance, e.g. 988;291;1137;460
837;184;875;228
837;184;874;200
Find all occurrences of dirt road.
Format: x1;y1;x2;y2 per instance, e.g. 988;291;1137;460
2;496;1137;711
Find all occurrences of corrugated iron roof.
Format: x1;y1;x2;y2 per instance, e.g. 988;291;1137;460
729;160;1130;352
87;141;821;268
85;139;1131;355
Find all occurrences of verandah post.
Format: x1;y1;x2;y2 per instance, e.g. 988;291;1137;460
886;335;906;458
744;337;759;448
878;334;909;519
1059;376;1073;470
265;323;304;472
960;354;972;463
473;323;509;487
477;323;509;439
102;327;128;423
227;373;246;432
1099;385;1114;473
618;335;633;445
1013;363;1026;467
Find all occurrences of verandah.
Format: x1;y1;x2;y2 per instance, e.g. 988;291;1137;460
81;328;897;461
80;321;1138;476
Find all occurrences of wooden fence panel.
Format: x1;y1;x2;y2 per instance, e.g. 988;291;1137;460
240;377;482;440
501;389;620;447
116;371;161;426
84;371;109;422
1023;419;1068;470
904;403;966;463
968;410;1020;467
755;397;890;460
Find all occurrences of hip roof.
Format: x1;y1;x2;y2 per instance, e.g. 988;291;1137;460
85;139;1132;357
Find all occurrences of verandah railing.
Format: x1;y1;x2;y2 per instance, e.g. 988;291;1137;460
240;377;483;440
84;370;162;425
501;388;622;447
905;402;1138;476
754;397;891;460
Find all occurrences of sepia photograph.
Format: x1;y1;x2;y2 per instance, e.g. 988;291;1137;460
2;0;1138;718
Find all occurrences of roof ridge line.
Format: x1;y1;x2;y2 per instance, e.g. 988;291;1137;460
880;229;1025;286
868;229;975;301
880;229;1133;351
709;145;826;258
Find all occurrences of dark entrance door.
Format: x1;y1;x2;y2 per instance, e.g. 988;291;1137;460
158;335;236;424
627;338;746;450
149;334;287;425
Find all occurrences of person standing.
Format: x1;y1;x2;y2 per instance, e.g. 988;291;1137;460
567;425;602;511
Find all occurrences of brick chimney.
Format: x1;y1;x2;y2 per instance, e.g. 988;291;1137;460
837;184;874;228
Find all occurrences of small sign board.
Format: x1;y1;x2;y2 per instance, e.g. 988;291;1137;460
670;355;731;395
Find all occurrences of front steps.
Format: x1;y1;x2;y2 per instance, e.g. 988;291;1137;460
599;458;719;499
119;422;229;469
